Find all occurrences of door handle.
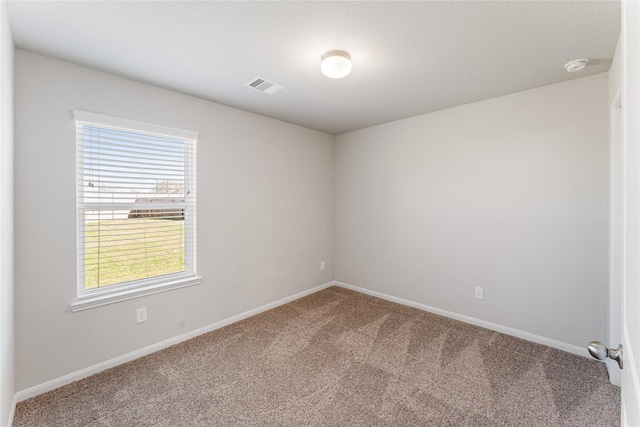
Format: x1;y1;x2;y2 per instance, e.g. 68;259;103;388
588;341;623;369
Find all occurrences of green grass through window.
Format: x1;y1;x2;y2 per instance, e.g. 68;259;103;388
85;218;185;289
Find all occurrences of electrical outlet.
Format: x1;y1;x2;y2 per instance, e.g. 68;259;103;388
475;287;484;300
136;307;147;324
320;261;326;271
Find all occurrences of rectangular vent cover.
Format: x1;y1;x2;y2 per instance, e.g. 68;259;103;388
244;77;285;95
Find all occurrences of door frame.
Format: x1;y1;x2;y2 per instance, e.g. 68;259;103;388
619;1;640;423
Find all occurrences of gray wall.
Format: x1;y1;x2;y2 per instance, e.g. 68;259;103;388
334;73;609;348
0;2;15;425
14;50;334;391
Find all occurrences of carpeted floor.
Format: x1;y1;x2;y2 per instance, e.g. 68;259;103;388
14;286;620;426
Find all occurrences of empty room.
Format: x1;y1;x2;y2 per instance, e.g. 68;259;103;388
1;1;639;426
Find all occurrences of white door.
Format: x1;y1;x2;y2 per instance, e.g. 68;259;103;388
610;88;639;426
612;2;640;424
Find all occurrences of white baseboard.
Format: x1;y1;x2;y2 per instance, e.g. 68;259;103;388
7;393;17;427
333;281;590;358
14;281;334;403
13;279;595;407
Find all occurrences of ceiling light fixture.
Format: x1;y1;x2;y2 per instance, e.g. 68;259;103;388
321;50;352;78
564;58;589;72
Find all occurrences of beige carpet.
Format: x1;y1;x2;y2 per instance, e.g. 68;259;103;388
14;286;620;426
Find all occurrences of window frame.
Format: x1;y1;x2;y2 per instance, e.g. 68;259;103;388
70;110;200;312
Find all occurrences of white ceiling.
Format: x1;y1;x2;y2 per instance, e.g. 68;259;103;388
6;1;620;135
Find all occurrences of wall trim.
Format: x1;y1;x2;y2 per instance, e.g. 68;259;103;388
7;394;16;427
333;280;591;359
14;281;334;403
14;279;596;406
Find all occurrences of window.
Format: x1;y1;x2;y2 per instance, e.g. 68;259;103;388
71;110;199;311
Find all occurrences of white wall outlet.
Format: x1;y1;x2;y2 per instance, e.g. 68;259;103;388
320;261;326;271
136;307;147;324
475;287;484;300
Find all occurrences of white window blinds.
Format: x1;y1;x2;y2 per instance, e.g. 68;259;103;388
74;110;198;300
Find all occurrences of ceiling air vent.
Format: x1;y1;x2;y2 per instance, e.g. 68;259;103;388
244;77;285;95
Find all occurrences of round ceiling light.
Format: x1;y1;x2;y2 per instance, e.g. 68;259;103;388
564;58;589;72
321;50;352;78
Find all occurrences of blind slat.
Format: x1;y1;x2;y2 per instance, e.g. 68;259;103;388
80;144;187;160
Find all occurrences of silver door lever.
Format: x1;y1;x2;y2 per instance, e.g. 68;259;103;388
588;341;623;369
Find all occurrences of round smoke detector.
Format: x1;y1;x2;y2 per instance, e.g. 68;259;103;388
564;58;589;72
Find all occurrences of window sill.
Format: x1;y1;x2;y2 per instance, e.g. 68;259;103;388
69;275;202;312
